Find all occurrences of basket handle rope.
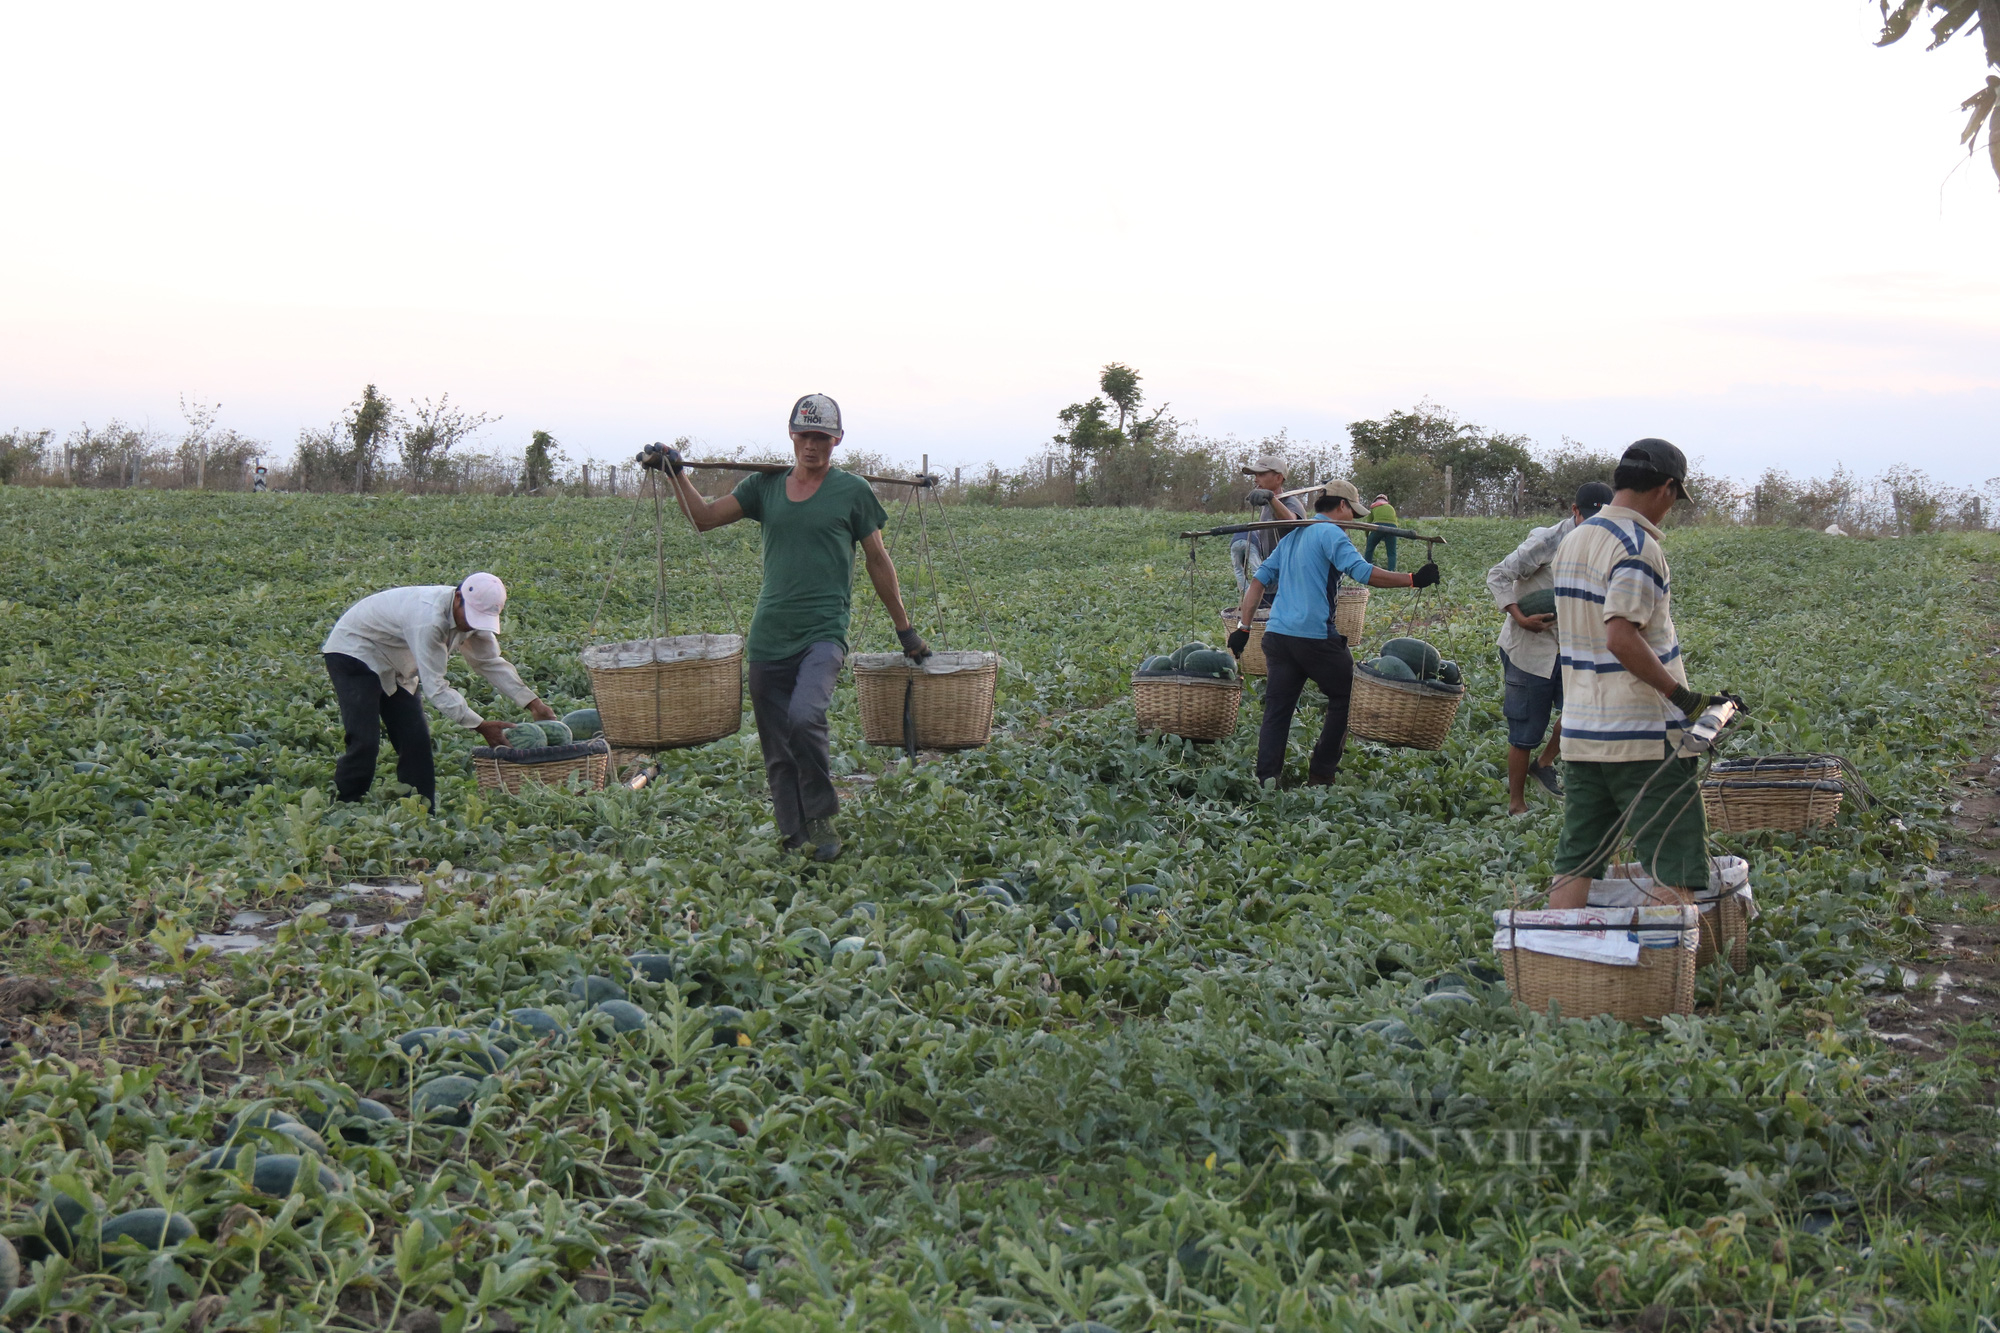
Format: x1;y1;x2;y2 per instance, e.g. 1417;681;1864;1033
587;483;658;643
659;458;746;640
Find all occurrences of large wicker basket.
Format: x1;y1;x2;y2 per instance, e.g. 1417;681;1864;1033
1222;588;1369;677
472;738;612;794
1220;608;1270;676
1709;754;1844;784
852;651;998;750
581;635;743;750
1595;857;1752;971
1497;908;1699;1025
1132;674;1242;741
1700;778;1844;833
1348;668;1464;750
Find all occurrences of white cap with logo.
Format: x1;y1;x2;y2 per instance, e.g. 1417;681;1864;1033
458;572;506;633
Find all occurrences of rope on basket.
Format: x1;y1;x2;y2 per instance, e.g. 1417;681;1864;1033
587;484;658;643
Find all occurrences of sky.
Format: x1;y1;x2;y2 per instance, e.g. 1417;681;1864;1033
2;2;1996;485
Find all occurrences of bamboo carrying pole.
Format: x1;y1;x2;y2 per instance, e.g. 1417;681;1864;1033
1178;517;1447;547
679;459;934;488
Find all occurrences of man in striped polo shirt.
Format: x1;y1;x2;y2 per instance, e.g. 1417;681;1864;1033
1546;439;1740;908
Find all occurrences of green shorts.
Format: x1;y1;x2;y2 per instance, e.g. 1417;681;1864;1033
1553;756;1709;889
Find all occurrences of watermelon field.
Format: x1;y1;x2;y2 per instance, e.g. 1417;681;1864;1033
3;486;1999;1332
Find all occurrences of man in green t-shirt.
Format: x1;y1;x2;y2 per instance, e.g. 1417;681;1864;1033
1363;494;1398;570
656;394;928;861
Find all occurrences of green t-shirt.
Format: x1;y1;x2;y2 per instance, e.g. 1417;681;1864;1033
732;468;889;662
1368;502;1397;526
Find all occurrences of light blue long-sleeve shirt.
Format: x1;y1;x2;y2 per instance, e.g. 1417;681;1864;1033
1253;517;1377;640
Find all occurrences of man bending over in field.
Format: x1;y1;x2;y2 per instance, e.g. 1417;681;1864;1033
650;394;928;862
1228;481;1439;786
321;573;560;808
1486;480;1615;815
1545;440;1741;908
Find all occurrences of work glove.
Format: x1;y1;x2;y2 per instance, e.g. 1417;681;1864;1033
637;441;685;475
1668;684;1746;717
1245;488;1275;506
1411;562;1441;589
897;626;932;663
1227;628;1251;659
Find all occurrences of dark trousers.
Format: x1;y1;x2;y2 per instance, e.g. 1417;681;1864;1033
324;652;436;805
1363;531;1398;570
746;641;845;840
1256;631;1354;784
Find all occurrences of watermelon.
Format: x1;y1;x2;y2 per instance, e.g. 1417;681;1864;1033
977;882;1015;905
711;1005;750;1047
1168;642;1210;668
569;974;626;1005
1364;656;1418;682
100;1208;195;1251
225;1109;330;1159
592;999;648;1033
1137;655;1176;675
1124;883;1161;903
628;952;677;984
392;1028;503;1075
1381;637;1441;679
537;719;574;745
1515;587;1558;620
492;1008;566;1047
502;722;546;749
41;1193;88;1257
0;1235;17;1300
785;928;832;960
1179;649;1236;680
199;1148;342;1196
413;1074;483;1126
832;935;869;956
562;708;602;740
1356;1017;1424;1049
1436;660;1462;686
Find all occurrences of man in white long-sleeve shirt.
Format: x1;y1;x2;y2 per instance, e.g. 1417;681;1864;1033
320;573;558;806
1486;481;1614;815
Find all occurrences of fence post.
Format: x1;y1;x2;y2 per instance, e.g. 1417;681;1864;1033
1443;466;1453;517
583;464;591;497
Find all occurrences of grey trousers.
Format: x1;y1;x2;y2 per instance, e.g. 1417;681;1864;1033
746;640;845;840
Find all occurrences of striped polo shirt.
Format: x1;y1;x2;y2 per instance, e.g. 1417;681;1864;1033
1552;504;1689;762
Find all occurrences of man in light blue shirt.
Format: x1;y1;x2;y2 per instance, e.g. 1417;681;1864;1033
1228;480;1440;784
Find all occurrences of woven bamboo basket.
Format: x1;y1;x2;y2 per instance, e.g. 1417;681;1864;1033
1498;911;1699;1024
1709;754;1844;784
581;635;743;750
1335;585;1370;642
472;738;612;794
1696;893;1751;970
1700;778;1844;834
852;651;998;750
1132;673;1242;741
1219;608;1270;676
1347;668;1465;750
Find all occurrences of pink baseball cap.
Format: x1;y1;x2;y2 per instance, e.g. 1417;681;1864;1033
458;572;506;632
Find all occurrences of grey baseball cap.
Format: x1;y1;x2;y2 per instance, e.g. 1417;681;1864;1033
788;393;843;438
1241;454;1288;476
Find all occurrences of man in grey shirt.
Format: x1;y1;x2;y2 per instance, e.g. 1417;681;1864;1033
1231;453;1308;599
320;572;558;807
1485;481;1613;814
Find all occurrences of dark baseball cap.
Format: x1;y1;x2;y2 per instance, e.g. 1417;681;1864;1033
1621;438;1687;486
1574;481;1615;517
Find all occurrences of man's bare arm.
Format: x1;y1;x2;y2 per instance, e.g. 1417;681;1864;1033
666;469;744;532
860;530;913;631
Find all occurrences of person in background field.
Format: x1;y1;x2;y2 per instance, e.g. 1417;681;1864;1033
1487;480;1616;815
1228;481;1440;786
1231;454;1307;598
651;393;928;863
321;573;559;809
1546;440;1742;908
1363;493;1398;570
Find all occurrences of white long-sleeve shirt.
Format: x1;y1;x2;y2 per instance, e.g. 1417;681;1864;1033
320;585;537;729
1486;514;1577;680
